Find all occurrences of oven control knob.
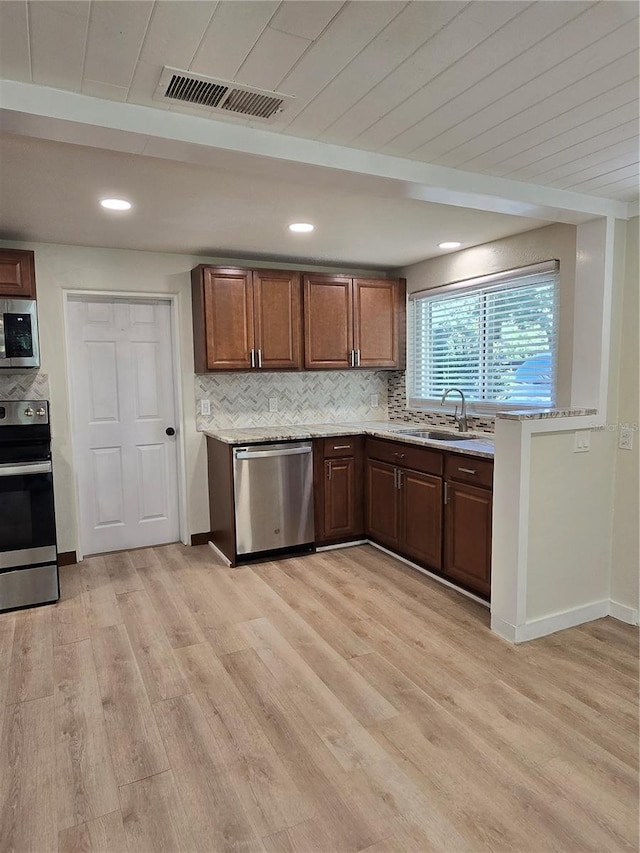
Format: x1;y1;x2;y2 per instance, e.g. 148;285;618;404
36;407;46;418
24;407;34;417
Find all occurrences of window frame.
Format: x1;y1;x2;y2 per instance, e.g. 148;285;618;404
407;260;560;415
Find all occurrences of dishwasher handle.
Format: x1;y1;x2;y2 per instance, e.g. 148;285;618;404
234;445;312;460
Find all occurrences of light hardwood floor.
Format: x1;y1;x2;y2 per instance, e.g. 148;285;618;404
0;543;637;853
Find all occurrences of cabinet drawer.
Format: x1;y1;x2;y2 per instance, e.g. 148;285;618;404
323;437;357;458
366;437;443;476
445;454;493;489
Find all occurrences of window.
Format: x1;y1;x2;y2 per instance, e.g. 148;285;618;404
409;261;559;411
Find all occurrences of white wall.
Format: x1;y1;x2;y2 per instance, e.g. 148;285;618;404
0;238;384;554
527;429;613;620
610;218;639;616
401;223;577;406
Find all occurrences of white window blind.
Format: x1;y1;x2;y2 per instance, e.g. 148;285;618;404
409;261;559;410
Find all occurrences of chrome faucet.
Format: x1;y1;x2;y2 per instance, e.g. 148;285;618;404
441;388;468;433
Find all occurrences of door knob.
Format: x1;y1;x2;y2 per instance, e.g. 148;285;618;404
166;427;176;436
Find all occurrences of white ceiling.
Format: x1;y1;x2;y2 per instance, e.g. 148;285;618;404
0;132;549;267
0;0;637;266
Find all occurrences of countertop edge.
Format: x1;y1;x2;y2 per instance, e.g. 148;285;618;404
496;408;598;421
201;423;495;459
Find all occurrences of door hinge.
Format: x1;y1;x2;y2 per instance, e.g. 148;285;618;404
327;461;332;481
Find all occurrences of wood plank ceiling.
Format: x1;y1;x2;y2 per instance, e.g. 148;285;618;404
0;0;638;202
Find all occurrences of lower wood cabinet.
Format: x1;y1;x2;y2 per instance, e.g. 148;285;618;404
365;438;444;571
314;437;364;544
365;459;400;549
364;438;492;598
443;454;493;596
444;481;492;597
400;467;443;568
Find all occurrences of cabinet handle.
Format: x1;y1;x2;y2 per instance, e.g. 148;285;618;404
397;469;403;489
458;467;477;475
394;452;405;460
333;445;351;450
444;482;449;504
257;349;262;368
327;461;332;481
393;467;398;489
349;349;355;368
250;349;255;368
356;349;361;367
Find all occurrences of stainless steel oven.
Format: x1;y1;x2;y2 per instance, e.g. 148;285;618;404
0;299;40;368
0;401;59;611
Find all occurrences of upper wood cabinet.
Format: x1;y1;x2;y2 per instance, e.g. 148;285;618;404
192;266;302;372
0;248;36;299
303;274;405;370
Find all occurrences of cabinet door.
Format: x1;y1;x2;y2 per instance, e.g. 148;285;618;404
322;457;360;540
253;270;302;369
400;468;442;568
444;481;492;596
0;249;36;299
365;459;400;549
353;278;404;369
202;268;254;370
303;275;353;369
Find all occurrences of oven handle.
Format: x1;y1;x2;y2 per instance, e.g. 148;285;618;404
0;461;52;477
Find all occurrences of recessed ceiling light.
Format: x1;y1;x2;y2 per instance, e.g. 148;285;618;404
438;241;461;249
289;222;314;233
100;198;132;211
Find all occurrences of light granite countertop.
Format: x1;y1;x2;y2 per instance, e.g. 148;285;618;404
202;420;495;459
496;407;597;420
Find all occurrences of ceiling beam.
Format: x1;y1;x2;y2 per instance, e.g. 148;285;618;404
0;80;632;224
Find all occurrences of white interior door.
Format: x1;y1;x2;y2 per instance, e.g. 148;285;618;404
67;297;180;555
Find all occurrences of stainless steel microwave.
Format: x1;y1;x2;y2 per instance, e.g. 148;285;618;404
0;300;40;368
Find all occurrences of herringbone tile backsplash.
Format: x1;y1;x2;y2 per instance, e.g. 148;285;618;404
387;371;495;434
196;371;388;430
195;370;495;433
0;372;50;401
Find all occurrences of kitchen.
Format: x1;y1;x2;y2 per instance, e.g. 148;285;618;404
0;1;638;851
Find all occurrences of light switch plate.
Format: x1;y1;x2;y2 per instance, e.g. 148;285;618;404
573;430;591;452
200;399;211;416
268;397;278;412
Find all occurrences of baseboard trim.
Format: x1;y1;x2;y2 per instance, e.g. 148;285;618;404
316;540;368;552
368;541;489;608
191;532;212;546
493;600;610;643
207;540;232;567
609;600;639;625
490;616;518;643
57;551;78;567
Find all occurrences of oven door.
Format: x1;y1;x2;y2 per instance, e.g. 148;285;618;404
0;460;56;568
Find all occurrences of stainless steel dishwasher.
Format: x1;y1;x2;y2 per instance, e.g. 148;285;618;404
232;441;314;556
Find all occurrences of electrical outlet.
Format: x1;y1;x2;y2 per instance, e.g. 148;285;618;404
619;427;634;450
370;393;379;408
200;399;211;416
268;397;278;413
573;430;591;453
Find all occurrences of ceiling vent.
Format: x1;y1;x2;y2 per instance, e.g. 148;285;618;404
155;67;294;121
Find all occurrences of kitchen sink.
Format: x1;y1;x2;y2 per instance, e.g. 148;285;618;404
393;429;473;441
